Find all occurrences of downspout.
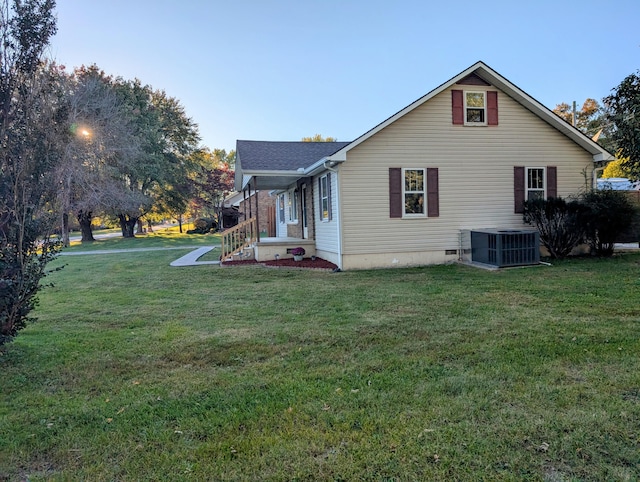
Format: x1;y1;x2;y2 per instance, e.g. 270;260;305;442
592;166;605;191
323;161;343;270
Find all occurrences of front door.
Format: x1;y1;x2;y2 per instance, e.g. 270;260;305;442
301;184;308;239
277;193;287;237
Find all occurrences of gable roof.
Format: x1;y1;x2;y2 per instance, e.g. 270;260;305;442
235;140;351;190
326;61;614;163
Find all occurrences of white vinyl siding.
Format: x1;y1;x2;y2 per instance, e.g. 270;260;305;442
338;85;593;264
314;171;339;255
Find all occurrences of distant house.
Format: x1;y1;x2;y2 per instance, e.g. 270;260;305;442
231;61;614;270
597;177;640;191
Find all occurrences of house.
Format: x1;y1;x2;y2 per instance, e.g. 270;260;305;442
230;61;614;270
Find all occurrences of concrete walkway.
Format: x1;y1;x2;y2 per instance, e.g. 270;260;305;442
169;246;219;266
60;245;220;267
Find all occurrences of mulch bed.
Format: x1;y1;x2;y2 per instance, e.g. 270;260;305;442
222;257;338;270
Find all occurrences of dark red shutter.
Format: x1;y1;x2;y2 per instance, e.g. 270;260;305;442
327;172;332;221
452;90;464;125
427;168;439;217
514;166;525;214
546;166;557;199
487;91;498;125
389;168;402;218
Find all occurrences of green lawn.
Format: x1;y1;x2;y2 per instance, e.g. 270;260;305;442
1;239;639;480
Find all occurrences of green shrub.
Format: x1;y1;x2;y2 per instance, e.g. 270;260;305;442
187;218;217;235
523;197;586;259
580;189;638;256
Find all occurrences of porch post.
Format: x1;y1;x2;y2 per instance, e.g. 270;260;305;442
254;177;261;241
243;188;247;222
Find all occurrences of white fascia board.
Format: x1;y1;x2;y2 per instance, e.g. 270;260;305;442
303;157;328;176
593;152;615;162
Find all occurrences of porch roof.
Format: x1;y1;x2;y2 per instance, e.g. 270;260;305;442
235;140;351;190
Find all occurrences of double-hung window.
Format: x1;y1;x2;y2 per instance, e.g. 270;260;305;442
526;167;545;200
319;174;330;221
465;91;486;124
287;189;298;222
278;194;285;223
403;168;425;216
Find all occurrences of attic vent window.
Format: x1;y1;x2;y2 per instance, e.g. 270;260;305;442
465;92;486;124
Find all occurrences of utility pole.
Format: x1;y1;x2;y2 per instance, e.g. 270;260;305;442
572;101;577;127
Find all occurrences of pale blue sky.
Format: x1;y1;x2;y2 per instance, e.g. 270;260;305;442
51;0;639;152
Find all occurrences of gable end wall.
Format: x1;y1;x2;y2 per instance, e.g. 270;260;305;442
337;86;593;270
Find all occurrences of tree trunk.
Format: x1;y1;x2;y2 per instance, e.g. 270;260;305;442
61;212;70;247
77;210;95;243
178;215;183;233
136;218;144;234
146;219;154;233
118;214;137;238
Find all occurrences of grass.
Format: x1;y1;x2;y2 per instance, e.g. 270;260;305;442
1;238;640;480
64;229;220;252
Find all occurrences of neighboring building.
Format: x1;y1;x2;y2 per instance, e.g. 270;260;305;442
597;177;640;191
232;61;614;270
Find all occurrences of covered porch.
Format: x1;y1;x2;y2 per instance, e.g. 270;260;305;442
220;217;316;262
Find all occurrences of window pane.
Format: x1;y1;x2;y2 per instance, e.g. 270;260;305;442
405;193;424;214
466;92;484;107
528;190;545;201
467;108;484;123
320;176;329;220
404;169;424;192
528;168;544;189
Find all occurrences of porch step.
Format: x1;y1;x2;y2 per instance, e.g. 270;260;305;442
226;246;255;262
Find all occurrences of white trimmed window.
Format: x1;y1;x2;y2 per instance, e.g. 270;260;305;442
527;167;545;200
320;174;330;221
287;189;298;222
403;168;425;216
278;194;285;223
465;91;486;124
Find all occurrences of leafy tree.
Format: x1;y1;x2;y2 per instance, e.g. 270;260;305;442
105;79;199;237
301;134;337;142
54;65;132;245
553;99;602;133
604;72;640;180
602;154;632;179
0;0;60;346
190;148;235;230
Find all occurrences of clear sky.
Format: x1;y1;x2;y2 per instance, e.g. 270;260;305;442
50;0;639;152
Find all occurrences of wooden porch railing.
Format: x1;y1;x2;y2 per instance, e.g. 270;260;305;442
221;217;258;261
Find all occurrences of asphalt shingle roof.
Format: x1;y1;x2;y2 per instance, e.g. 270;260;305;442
236;140;351;171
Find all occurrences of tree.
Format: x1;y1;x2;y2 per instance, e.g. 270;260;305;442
301;134;337;142
553;98;609;139
604;72;640;180
190;148;235;230
54;65;133;245
104;79;199;237
0;0;59;346
602;154;632;179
